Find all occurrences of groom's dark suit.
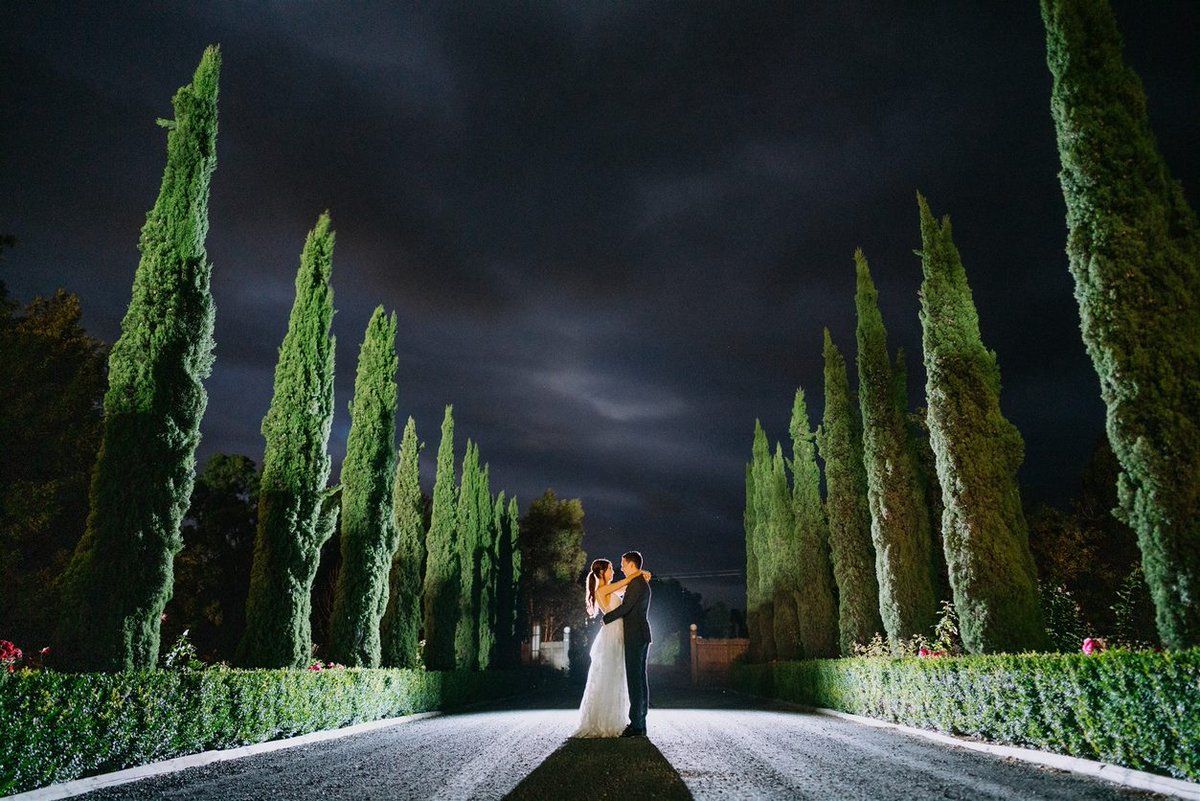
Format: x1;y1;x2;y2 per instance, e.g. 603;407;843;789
602;576;652;733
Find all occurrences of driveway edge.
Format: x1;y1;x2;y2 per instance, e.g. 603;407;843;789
776;698;1199;800
2;711;442;801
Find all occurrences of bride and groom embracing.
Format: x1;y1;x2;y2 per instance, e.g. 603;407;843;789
572;550;653;739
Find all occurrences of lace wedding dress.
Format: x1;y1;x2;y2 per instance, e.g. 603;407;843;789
571;592;630;738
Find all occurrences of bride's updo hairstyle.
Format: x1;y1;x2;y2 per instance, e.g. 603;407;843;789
586;559;612;618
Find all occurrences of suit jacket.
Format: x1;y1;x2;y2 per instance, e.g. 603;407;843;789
602;576;652;646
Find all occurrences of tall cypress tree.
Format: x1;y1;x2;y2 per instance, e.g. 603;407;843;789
476;468;497;670
329;307;400;666
817;329;884;654
1042;0;1200;649
762;442;802;659
789;388;839;658
749;422;777;660
423;405;459;670
238;214;337;668
506;495;522;665
493;490;517;668
59;48;221;671
454;441;481;670
854;249;936;648
381;416;424;668
743;459;764;661
917;195;1048;653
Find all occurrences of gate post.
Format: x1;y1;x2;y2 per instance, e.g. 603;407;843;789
690;623;698;685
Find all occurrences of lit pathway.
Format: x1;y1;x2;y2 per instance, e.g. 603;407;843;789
73;674;1165;801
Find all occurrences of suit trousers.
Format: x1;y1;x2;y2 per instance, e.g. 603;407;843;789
625;641;650;730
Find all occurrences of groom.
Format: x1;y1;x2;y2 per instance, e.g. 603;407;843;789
602;550;652;737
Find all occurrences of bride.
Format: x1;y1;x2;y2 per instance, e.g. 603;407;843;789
571;557;650;738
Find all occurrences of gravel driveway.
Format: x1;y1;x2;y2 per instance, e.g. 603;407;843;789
73;675;1167;801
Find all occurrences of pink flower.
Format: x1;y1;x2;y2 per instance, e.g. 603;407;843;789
40;647;50;656
918;647;929;657
1082;637;1105;655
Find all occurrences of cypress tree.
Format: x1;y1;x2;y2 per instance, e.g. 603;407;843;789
743;459;764;661
476;467;497;670
493;490;515;667
381;416;424;668
454;441;481;669
58;47;221;671
749;422;777;660
1042;0;1200;649
817;329;884;654
506;495;522;664
789;388;840;658
854;249;936;648
329;307;400;666
762;442;802;659
238;214;337;668
917;195;1048;653
909;409;952;607
422;405;459;670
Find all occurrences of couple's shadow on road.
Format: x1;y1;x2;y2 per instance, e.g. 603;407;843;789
503;735;694;801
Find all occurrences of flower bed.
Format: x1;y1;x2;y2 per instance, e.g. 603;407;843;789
0;666;557;796
731;648;1200;780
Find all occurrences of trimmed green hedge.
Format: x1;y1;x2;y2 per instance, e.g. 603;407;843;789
732;649;1200;780
0;667;555;796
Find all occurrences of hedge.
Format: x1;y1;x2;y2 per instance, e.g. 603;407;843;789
0;667;556;796
732;649;1200;780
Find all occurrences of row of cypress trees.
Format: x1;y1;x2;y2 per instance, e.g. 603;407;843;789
746;196;1050;658
421;406;522;671
55;46;524;671
748;0;1199;655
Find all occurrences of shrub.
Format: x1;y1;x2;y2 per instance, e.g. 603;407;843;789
732;649;1200;780
0;667;555;795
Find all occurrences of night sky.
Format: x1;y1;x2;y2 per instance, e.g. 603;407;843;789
2;3;1196;608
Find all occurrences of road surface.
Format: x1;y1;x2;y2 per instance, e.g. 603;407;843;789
74;672;1165;801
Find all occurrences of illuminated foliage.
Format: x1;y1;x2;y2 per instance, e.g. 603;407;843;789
381;417;425;669
854;249;935;648
58;47;220;670
916;194;1048;653
816;329;883;654
422;406;459;670
237;213;337;668
329;307;400;666
1042;0;1200;649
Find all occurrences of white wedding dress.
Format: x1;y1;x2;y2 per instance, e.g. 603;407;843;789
571;591;630;738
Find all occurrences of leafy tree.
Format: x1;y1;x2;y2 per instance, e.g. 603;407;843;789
0;285;106;651
789;388;839;658
519;489;587;644
381;417;425;668
1028;436;1146;638
238;213;337;667
329;307;399;666
916;195;1048;653
854;249;935;648
58;47;220;670
816;329;883;654
164;454;258;660
1042;0;1200;649
422;405;459;670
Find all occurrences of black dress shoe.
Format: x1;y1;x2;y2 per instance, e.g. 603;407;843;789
619;726;636;737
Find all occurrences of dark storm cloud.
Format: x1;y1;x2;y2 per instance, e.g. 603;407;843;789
2;2;1196;606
